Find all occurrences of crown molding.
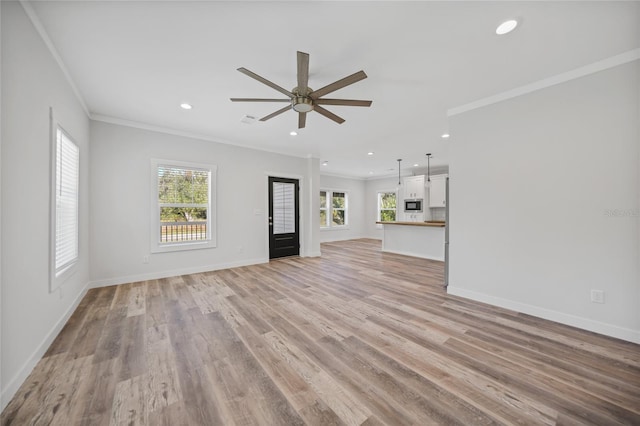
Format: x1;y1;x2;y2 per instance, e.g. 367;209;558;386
20;0;90;117
448;48;640;117
90;113;309;160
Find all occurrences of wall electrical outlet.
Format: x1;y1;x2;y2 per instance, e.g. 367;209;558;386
143;255;149;264
590;289;605;304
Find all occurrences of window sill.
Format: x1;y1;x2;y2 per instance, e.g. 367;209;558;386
151;239;217;253
51;261;78;292
320;226;350;232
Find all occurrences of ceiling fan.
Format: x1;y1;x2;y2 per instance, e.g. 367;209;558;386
231;51;372;129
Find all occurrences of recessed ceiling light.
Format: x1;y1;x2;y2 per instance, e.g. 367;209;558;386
413;164;419;167
290;131;298;136
180;103;192;110
369;171;374;175
496;19;518;35
441;133;450;139
322;161;328;166
367;152;374;156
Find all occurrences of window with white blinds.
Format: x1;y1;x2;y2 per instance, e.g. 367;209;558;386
150;159;217;253
54;128;80;275
272;182;296;234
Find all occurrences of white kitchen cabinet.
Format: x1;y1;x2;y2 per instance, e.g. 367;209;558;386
429;174;447;207
403;175;425;200
403;212;425;222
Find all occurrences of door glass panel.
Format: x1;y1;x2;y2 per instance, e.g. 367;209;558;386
272;182;295;234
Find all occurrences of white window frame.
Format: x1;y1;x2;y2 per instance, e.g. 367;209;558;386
49;123;80;291
377;190;398;224
150;159;217;253
320;190;329;228
320;189;349;230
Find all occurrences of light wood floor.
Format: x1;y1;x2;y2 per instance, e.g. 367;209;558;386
2;239;639;425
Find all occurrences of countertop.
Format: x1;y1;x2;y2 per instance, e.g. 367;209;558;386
376;221;445;228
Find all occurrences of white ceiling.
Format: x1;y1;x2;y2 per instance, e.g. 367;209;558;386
28;1;640;178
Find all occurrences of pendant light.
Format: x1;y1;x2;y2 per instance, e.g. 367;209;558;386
426;153;432;187
397;159;402;185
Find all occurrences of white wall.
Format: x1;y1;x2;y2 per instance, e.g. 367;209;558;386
319;174;366;243
90;121;319;286
1;2;91;408
448;61;640;343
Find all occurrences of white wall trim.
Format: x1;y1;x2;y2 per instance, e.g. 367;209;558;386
19;0;90;117
320;172;367;181
91;114;309;161
320;233;369;243
447;48;640;117
0;282;89;411
447;286;640;344
90;257;268;289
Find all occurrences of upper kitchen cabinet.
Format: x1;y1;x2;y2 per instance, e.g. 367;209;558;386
429;174;447;207
404;175;425;200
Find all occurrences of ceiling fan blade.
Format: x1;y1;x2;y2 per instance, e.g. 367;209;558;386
310;70;367;99
298;112;307;129
230;98;290;102
237;67;293;98
314;105;345;124
315;99;372;107
259;105;291;122
297;51;310;94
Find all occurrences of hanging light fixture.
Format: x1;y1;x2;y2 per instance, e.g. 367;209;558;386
397;159;402;185
426;153;432;187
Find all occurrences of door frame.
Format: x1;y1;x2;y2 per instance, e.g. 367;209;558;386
264;172;305;258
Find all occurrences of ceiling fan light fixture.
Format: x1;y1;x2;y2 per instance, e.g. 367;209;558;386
292;97;314;113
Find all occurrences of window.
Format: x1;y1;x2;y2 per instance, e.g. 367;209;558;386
320;190;328;228
151;159;217;252
51;127;79;289
320;190;348;228
377;191;397;222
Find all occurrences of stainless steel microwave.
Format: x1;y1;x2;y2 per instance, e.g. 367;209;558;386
404;199;423;212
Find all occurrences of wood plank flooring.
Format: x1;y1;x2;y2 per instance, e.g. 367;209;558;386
2;238;639;425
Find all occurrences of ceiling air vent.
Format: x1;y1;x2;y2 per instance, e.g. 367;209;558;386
241;115;257;124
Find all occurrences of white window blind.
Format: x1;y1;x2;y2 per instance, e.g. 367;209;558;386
150;159;217;253
157;164;210;243
273;182;295;234
55;128;79;273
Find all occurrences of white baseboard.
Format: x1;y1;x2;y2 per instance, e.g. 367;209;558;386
381;248;444;262
89;257;269;288
319;234;368;244
447;286;640;344
1;282;89;411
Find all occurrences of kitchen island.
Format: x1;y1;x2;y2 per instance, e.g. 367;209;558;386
376;221;445;261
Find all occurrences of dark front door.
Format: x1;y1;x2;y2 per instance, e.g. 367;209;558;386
268;177;300;259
